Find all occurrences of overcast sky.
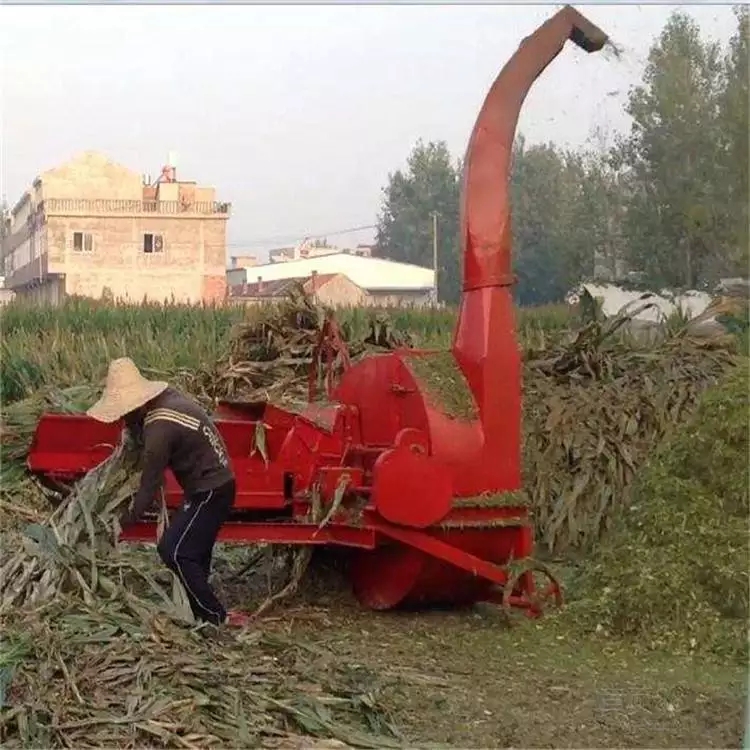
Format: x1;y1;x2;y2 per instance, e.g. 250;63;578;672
0;3;739;261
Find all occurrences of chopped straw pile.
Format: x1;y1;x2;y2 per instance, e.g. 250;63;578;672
0;433;401;748
568;361;749;663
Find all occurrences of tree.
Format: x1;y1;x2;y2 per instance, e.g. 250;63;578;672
376;136;615;308
716;5;749;275
510;139;568;305
576;151;630;283
618;11;726;289
510;137;607;305
375;140;461;303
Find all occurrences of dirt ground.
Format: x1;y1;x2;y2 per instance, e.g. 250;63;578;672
215;552;747;749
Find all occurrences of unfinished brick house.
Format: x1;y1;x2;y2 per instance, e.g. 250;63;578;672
1;151;231;304
228;271;367;308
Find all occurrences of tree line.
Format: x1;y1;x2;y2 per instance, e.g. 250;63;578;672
374;8;749;306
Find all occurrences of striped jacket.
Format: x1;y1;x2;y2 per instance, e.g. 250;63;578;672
123;387;233;522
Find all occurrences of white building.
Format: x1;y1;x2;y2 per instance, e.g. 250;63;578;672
570;283;713;322
230;252;436;307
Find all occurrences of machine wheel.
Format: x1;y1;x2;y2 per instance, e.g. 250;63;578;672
349;529;515;611
501;560;563;618
348;544;424;610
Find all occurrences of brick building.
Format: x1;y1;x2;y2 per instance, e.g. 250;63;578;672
1;151;231;304
228;271;367;308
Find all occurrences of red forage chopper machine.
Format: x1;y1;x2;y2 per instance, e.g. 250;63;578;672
27;6;609;615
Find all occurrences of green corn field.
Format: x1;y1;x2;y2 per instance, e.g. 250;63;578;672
0;296;573;404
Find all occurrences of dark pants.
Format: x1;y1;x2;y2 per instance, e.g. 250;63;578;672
157;479;235;625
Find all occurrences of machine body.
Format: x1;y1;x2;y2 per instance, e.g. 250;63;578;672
27;6;608;614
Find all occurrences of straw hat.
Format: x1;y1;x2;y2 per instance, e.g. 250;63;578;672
87;357;168;423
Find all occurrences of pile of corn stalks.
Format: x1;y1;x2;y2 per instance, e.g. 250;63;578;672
2;590;399;748
521;298;738;554
0;434;142;613
408;292;740;553
2;601;398;749
194;283;411;408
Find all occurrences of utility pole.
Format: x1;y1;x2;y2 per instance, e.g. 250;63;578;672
430;211;439;305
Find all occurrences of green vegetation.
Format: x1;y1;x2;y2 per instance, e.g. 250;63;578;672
1;6;748;744
0;296;572;405
568;361;749;663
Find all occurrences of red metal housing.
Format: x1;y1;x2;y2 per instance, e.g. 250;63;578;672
26;6;608;615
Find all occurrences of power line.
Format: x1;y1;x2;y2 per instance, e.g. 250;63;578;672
225;222;377;250
226;224;377;249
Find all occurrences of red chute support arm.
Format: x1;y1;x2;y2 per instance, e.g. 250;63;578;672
452;6;608;489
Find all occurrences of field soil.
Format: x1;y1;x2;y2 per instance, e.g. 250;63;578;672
215;556;746;749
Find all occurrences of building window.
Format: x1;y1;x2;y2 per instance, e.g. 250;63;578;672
73;232;93;253
143;233;164;253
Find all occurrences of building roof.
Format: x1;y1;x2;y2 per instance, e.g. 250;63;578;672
230;273;340;299
250;252;434;292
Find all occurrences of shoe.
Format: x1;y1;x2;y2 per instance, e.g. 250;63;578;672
225;610;252;628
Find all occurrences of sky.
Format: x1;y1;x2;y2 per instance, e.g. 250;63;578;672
0;3;740;261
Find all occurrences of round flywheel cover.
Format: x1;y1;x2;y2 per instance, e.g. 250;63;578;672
371;447;453;528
